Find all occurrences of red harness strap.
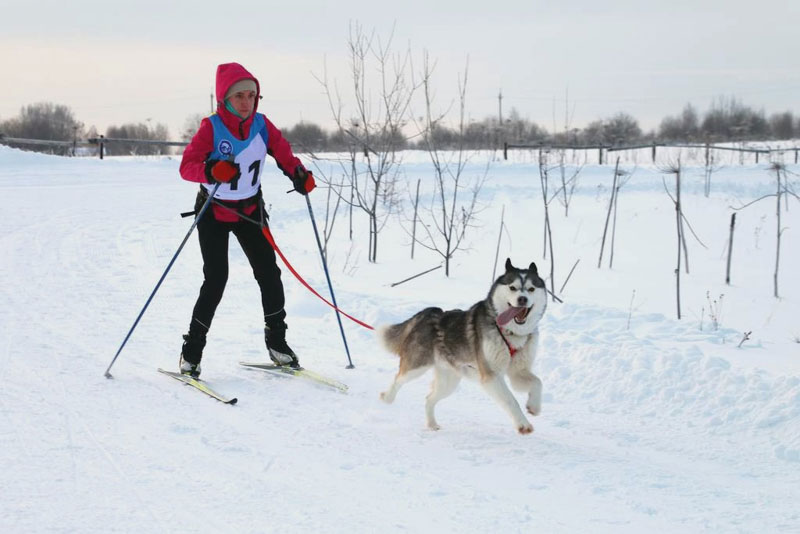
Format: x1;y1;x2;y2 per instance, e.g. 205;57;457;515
205;198;374;331
495;324;518;357
261;226;375;331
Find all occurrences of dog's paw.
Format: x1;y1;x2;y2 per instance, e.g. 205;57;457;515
518;422;534;435
427;421;441;431
379;391;393;404
526;404;541;416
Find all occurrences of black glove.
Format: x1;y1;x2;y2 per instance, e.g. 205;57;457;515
291;167;316;195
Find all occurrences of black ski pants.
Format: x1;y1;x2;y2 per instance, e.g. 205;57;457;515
189;207;286;336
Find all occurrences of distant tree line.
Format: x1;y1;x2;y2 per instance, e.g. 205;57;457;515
0;102;170;155
2;97;800;156
0;103;89;155
282;96;800;152
104;122;170;156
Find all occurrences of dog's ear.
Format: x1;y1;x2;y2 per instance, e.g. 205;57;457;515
528;262;545;287
505;258;514;272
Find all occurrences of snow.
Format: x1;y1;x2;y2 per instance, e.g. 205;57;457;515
1;144;798;533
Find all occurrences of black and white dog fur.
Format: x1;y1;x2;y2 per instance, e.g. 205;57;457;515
379;259;547;434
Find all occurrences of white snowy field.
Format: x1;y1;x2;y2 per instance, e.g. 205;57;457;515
0;144;798;533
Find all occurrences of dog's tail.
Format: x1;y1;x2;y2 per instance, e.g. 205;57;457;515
376;324;404;355
378;307;443;357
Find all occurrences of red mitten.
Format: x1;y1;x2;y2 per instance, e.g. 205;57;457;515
205;159;240;184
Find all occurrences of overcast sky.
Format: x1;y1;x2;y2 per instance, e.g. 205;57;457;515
2;0;799;138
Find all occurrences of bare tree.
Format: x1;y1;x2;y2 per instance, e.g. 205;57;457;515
701;96;768;140
321;175;344;261
285;121;329;152
732;162;800;298
597;157;635;269
769;111;795;140
410;178;421;259
581;112;642;145
702;143;723;197
491;205;506;282
314;22;416;262
408;53;485;276
105;122;170;156
536;144;587;302
556;150;583;217
553;88;582;216
658;104;700;142
659;160;708;318
538;149;557;300
660;158;708;280
663;160;685;319
0;102;84;155
180;113;207;142
598;157;621;268
608;163;633;268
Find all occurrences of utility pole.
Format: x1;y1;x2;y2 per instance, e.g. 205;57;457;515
498;89;504;149
210;93;214;114
498;89;503;124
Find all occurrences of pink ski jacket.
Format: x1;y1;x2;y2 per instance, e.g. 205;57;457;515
180;62;304;222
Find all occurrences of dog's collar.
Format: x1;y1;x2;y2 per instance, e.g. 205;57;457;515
495;323;518;357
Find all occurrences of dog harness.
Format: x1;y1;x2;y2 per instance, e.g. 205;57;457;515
495;324;518;357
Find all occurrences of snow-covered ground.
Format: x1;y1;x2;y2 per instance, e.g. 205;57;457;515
1;145;798;533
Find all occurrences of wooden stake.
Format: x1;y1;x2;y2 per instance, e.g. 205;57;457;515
726;212;736;285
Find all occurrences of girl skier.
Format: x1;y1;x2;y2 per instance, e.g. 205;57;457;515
178;62;315;377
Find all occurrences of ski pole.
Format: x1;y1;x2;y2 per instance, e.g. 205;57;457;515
104;183;221;378
304;194;355;369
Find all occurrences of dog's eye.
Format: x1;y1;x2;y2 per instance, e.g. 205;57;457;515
509;286;517;291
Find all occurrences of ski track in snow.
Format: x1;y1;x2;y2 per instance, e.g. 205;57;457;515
0;147;798;533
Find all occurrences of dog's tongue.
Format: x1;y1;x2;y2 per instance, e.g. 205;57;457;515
496;306;525;326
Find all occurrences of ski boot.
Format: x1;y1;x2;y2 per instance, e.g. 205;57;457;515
179;331;206;378
265;325;300;369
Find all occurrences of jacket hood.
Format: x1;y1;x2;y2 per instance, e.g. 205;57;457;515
215;62;261;124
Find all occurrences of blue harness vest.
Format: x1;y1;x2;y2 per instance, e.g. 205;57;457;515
203;113;268;201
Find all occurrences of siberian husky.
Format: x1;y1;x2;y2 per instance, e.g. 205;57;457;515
379;259;547;434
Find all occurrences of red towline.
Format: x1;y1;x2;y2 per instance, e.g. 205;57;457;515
260;225;374;331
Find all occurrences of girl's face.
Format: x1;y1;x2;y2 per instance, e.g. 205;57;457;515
229;90;256;118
